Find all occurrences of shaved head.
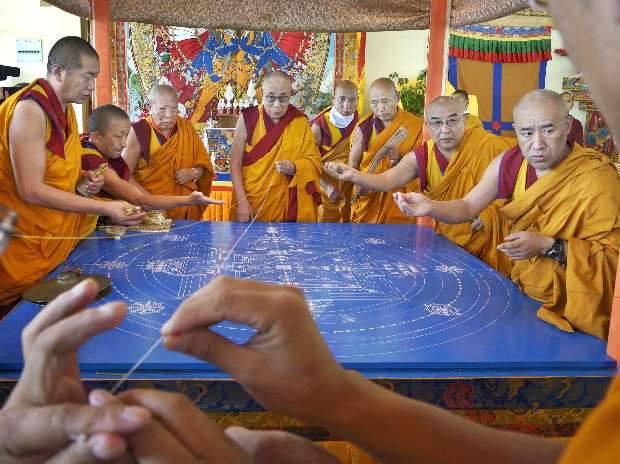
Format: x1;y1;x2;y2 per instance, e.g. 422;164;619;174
334;80;358;95
426;96;463;119
513;90;568;121
263;71;293;87
148;84;179;105
369;78;398;98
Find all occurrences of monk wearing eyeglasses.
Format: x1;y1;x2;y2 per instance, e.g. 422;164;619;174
326;96;516;274
230;71;322;222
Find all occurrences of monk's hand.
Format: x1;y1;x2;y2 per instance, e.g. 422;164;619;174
324;183;342;203
1;279;151;463
386;147;400;167
497;231;555;260
226;427;340;464
105;389;249;464
175;168;199;185
471;217;484;232
83;170;105;194
274;160;296;176
188;191;225;206
393;192;433;217
161;276;356;426
324;162;354;182
236;199;254;223
105;201;146;226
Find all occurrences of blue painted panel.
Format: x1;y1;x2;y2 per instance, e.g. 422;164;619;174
0;222;614;376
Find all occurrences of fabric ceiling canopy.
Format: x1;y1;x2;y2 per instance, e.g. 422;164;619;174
44;0;530;31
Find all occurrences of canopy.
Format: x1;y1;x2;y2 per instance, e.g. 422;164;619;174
45;0;529;31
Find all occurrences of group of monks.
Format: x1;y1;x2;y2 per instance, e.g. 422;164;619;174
0;34;619;346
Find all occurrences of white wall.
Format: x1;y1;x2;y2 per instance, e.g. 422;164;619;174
0;0;83;126
364;30;429;112
545;29;586;125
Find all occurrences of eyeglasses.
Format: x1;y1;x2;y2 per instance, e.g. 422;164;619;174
369;98;395;107
428;117;463;130
263;95;291;104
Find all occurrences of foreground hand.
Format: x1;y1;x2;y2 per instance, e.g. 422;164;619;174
106;201;146;226
83;170;105;194
324;162;355;182
1;280;151;463
97;389;250;463
274;160;296;176
161;277;354;424
187;191;225;206
497;231;555;260
226;427;340;464
393;192;433;217
175;168;198;185
236;199;253;223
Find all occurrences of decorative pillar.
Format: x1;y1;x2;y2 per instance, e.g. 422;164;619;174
91;0;113;106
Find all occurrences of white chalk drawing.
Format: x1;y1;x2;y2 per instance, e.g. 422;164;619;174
128;301;165;315
424;303;462;317
435;264;464;274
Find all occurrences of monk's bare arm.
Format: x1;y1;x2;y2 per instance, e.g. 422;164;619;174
348;127;364;169
428;154;503;223
121;128;142;175
230;116;249;201
9;100;112;216
311;124;322;147
326;372;565;464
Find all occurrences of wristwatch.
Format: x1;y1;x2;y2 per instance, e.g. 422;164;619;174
544;238;565;264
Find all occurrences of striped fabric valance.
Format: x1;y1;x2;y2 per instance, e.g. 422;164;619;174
449;25;551;63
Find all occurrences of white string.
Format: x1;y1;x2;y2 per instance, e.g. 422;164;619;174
108;168;278;392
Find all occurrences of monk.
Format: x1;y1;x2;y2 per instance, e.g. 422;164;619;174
230;71;321;222
0;36;144;309
82;104;222;213
452;90;484;130
310;80;359;223
346;78;423;224
122;84;215;220
326;96;515;273
395;90;620;340
560;91;584;145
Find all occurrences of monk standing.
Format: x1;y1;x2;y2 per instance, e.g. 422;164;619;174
348;78;423;224
395;89;620;340
122;85;215;220
230;71;322;222
326;96;515;273
310;80;359;223
0;36;144;309
452;90;484;130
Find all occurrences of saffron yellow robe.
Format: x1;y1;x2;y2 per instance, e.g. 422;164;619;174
501;145;620;340
464;113;484;130
313;108;358;223
558;375;620;463
132;116;214;220
0;79;92;306
418;128;515;274
351;109;423;224
231;105;322;222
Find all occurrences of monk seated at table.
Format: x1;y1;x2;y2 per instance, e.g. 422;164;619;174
310;80;359;223
82;104;222;216
346;77;423;224
230;71;322;222
122;84;215;220
395;90;620;340
326;96;516;274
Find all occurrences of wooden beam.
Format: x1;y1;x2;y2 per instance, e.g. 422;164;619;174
425;0;452;110
91;0;112;106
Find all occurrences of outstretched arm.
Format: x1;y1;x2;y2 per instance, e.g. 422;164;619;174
230;116;253;222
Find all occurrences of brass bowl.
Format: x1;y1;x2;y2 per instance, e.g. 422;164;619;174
23;272;112;304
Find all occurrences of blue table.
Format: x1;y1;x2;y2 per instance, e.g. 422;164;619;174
0;221;615;437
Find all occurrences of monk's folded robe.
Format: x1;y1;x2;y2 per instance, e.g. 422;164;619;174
231;105;322;222
498;143;620;340
0;79;94;305
312;107;358;223
414;127;516;274
351;109;423;224
132;115;214;220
